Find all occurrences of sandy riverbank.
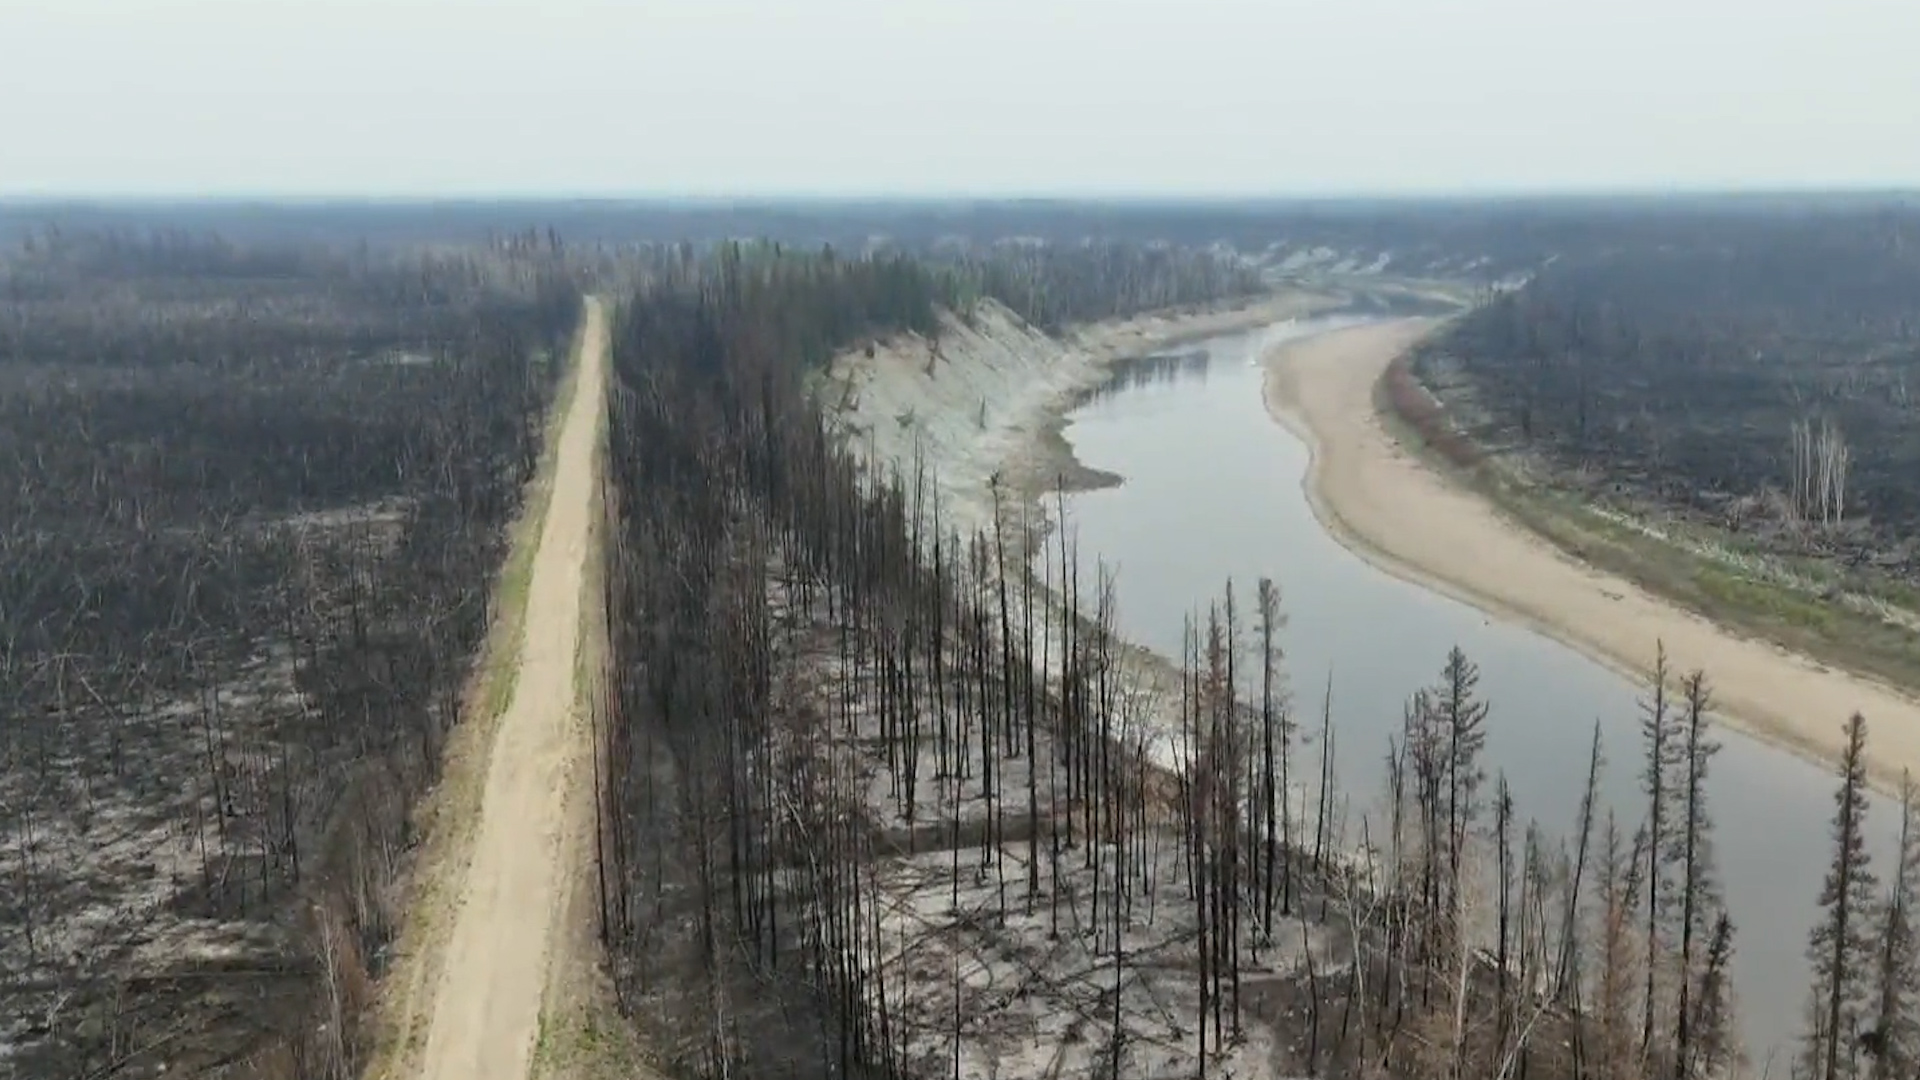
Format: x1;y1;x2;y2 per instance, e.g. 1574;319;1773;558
1262;319;1920;791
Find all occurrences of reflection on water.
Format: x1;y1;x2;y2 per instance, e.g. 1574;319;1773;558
1054;318;1895;1071
1076;348;1213;406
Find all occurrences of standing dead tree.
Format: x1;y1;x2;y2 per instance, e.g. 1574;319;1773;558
1790;415;1852;528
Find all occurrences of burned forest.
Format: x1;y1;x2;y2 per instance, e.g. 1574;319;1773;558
11;200;1920;1080
0;230;580;1076
1415;208;1920;545
1392;206;1920;698
585;242;1763;1080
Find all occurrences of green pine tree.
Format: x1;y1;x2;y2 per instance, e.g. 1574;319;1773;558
1868;771;1920;1080
1803;713;1879;1080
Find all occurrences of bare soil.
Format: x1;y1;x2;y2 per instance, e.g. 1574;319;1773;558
1262;319;1920;791
772;567;1352;1080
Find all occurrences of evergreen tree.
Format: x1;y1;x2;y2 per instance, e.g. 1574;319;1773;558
1689;913;1737;1080
1641;641;1685;1057
1868;771;1920;1080
1254;577;1291;930
1405;686;1447;969
1672;670;1723;1079
1804;713;1879;1080
1436;647;1489;929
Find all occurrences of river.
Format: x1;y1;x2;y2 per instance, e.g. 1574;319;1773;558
1053;316;1898;1071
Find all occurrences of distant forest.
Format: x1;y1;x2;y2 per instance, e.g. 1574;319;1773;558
15;193;1916;279
1415;206;1920;561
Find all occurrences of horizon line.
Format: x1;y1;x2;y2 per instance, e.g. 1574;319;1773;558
4;183;1920;208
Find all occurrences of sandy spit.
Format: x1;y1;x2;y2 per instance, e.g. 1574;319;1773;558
1261;319;1920;792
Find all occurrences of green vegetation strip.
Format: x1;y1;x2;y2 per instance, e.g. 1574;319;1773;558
1374;363;1920;695
481;334;585;721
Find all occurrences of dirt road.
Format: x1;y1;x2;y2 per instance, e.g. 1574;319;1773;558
414;298;607;1080
1264;319;1920;788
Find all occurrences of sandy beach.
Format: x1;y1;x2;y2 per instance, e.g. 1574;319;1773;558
1262;318;1920;791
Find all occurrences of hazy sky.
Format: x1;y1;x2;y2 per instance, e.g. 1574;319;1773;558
4;0;1917;198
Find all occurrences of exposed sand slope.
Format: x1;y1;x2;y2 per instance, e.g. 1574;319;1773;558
1264;319;1920;789
413;298;607;1080
820;293;1333;770
821;292;1331;534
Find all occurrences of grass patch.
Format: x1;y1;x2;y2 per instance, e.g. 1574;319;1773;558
1691;565;1838;635
532;993;652;1080
479;334;585;721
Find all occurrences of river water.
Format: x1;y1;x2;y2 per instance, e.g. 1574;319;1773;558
1054;317;1898;1070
